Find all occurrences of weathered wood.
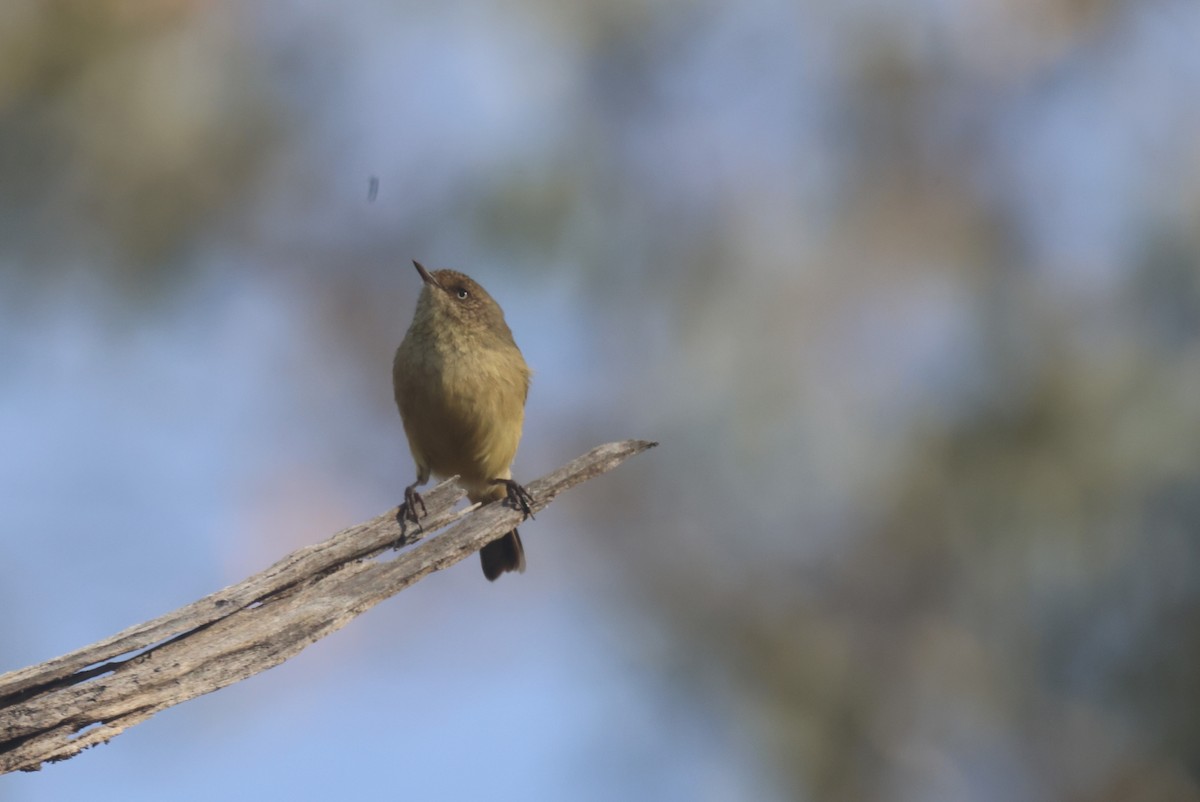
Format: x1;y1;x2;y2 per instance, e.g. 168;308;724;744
0;439;656;773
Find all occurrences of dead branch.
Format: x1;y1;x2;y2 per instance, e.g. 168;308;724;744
0;439;656;773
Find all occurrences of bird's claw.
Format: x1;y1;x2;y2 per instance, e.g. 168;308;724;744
492;478;534;520
397;485;427;531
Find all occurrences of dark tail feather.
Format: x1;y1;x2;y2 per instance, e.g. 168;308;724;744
480;529;525;581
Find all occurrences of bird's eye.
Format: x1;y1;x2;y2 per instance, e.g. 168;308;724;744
456;288;469;300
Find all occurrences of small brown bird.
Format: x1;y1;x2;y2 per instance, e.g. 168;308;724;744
393;260;533;580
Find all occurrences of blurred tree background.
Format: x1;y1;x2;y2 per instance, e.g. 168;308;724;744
2;0;1199;800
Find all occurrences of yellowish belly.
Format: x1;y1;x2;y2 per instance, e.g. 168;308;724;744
395;345;527;500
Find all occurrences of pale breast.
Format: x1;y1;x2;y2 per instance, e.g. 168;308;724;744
394;336;529;498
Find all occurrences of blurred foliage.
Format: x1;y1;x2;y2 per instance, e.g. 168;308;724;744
0;0;280;289
2;0;1199;799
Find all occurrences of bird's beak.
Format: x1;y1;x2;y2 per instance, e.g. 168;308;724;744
413;260;441;289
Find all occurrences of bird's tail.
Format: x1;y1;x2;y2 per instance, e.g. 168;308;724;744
480;529;525;581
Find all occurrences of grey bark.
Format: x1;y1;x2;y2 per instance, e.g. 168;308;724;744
0;439;656;773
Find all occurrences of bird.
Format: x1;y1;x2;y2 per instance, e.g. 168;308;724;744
392;260;533;580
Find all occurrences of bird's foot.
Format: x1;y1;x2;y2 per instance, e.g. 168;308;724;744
491;478;534;520
395;485;427;545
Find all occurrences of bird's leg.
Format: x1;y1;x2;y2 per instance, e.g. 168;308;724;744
397;479;428;530
490;478;534;520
